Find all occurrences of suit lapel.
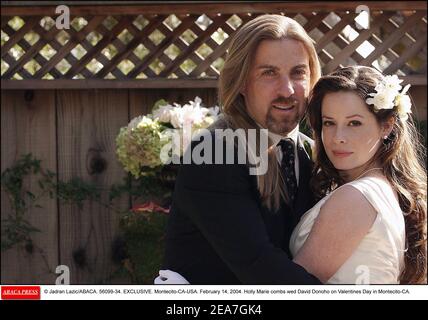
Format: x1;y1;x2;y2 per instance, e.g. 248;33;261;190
293;136;316;221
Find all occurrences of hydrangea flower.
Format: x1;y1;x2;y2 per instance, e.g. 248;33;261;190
116;97;220;178
116;116;167;177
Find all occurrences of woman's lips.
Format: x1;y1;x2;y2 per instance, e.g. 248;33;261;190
332;151;353;158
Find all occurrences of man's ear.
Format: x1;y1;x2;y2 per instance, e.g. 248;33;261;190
381;116;395;137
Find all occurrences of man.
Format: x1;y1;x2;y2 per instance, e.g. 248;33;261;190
158;14;322;284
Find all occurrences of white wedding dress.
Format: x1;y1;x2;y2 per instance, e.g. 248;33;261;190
289;176;406;284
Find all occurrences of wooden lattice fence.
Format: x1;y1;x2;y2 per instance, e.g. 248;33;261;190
1;2;427;88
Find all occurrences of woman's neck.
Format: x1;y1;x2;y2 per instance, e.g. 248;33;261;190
340;162;383;183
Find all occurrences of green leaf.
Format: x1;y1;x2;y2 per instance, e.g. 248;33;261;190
152;99;169;112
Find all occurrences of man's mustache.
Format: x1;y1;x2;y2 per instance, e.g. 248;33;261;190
270;96;298;106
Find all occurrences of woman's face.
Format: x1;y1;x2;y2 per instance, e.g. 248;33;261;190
321;91;386;177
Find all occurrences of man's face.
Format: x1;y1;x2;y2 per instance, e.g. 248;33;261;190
242;39;311;135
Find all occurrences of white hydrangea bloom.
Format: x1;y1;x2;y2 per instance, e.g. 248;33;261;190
153;104;174;123
169;107;184;128
116;97;221;177
128;115;146;130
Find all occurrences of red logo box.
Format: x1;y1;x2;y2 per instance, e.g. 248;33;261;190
1;286;41;300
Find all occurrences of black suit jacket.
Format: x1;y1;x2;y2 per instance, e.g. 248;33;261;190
162;126;321;284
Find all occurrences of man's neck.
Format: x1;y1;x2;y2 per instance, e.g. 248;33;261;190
268;125;299;146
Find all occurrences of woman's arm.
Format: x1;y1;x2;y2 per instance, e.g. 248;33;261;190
293;185;377;283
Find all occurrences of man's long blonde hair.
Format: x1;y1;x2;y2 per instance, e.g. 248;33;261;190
218;14;321;211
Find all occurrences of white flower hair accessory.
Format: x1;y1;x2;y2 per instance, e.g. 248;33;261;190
365;74;412;121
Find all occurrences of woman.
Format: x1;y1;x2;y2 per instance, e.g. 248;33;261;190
290;66;427;284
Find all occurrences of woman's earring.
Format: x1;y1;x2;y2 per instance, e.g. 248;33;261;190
382;135;390;149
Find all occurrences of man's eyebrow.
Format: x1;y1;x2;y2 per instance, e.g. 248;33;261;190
292;64;309;70
256;64;278;70
257;64;309;69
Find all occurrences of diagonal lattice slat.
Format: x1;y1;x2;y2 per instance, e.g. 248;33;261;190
34;15;106;78
323;12;396;73
1;9;426;83
159;13;232;77
126;14;198;78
